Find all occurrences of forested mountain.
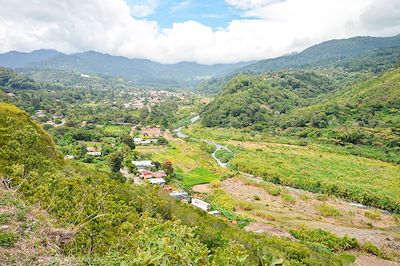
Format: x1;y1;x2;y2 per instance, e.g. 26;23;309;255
201;69;369;128
201;66;400;162
0;50;252;88
239;35;400;73
0;49;63;68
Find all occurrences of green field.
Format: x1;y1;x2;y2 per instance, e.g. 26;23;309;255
230;143;400;213
137;138;229;186
183;167;220;186
183;126;400;212
103;125;131;135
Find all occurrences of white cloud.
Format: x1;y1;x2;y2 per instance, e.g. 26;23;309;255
225;0;285;10
170;0;192;13
0;0;399;64
129;0;160;17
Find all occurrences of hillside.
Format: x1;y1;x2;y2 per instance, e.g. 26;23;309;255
239;35;400;73
200;68;368;128
201;66;400;162
0;49;63;68
0;50;252;88
0;102;354;264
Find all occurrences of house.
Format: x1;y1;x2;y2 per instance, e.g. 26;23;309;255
86;147;98;152
207;210;220;216
191;198;211;212
170;191;189;199
138;170;167;179
87;151;101;156
86;147;101;156
36;110;45;118
138;169;153;179
148;178;166;186
134;138;158;145
142;127;162;138
132;160;154;169
152;171;167;178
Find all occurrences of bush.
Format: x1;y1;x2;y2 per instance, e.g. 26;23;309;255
318;204;341;217
0;231;18;247
214;149;234;163
281;193;296;204
362;242;383;257
289;228;358;252
364;210;381;220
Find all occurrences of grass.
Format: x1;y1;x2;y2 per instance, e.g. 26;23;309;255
183;167;220;186
229;142;400;213
364;210;381;220
103;125;130;135
318;204;341;217
139;138;229;186
289;228;358;252
214;149;234;163
0;231;18;247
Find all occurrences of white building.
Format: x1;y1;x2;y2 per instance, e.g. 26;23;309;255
191;198;211;212
148;178;166;186
170;191;189;199
132;160;154;169
87;151;101;156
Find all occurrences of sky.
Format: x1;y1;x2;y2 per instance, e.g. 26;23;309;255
0;0;399;64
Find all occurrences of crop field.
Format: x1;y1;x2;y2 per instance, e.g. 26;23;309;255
137;138;229;186
230;143;400;213
103;125;131;135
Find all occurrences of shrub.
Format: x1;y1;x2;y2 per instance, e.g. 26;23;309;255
364;210;381;220
289;228;358;252
214;149;234;163
318;204;341;217
0;213;12;224
281;193;296;204
362;242;383;257
253;195;260;201
0;231;18;247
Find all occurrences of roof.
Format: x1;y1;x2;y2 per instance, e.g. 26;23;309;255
142;127;161;137
192;198;210;207
148;178;166;184
152;171;167;178
133;160;153;166
86;147;97;152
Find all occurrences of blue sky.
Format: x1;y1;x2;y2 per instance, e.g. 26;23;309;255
129;0;249;29
2;0;400;64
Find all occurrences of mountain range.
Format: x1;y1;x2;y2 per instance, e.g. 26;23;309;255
0;49;252;88
0;34;400;88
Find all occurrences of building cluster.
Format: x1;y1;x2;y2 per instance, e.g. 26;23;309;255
86;147;101;156
131;159;219;215
133;127;163;145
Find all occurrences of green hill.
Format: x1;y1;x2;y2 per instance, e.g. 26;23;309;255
0;102;352;264
201;67;400;163
239;35;400;73
201;68;367;128
0;103;57;177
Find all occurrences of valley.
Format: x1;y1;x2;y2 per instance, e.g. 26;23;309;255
1;34;400;265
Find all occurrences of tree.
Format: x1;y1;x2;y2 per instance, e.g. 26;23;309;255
108;152;124;173
122;135;135;149
163;160;174;176
157;137;168;145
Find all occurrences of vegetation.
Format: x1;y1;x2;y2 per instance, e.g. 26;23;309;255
0;102;354;264
290;228;358;252
239;35;400;73
214;148;234;163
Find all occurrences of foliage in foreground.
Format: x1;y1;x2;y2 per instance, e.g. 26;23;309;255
0;102;351;265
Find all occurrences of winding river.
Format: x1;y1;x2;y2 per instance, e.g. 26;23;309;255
174;116;232;168
173;115;375;212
